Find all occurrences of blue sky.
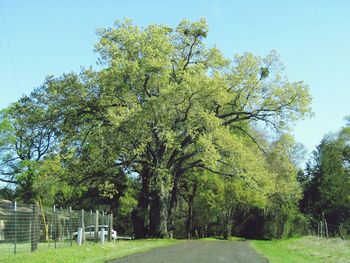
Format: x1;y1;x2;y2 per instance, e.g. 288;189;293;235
0;0;349;154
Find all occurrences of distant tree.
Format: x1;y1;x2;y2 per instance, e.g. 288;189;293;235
0;95;58;202
301;127;350;226
0;186;14;200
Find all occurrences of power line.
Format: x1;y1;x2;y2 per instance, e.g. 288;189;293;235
0;1;21;96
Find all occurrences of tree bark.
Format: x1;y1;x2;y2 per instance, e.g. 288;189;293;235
167;171;183;238
224;206;233;240
159;185;169;238
133;167;150;238
149;181;168;238
186;182;197;239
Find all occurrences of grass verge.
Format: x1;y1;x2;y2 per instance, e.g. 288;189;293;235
250;236;350;263
0;239;181;263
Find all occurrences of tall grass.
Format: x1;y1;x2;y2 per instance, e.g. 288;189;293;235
251;236;350;263
0;239;181;263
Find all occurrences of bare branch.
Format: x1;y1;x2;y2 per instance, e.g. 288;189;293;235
231;126;267;156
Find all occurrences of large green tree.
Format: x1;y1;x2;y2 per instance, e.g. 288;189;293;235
92;19;310;237
0;19;311;238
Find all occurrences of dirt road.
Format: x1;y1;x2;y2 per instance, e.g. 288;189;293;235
107;240;268;263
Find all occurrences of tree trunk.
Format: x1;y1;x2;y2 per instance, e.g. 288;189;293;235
133;168;150;238
186;198;194;239
149;190;160;237
186;182;197;239
149;188;168;237
224;206;233;240
168;171;183;238
158;185;168;238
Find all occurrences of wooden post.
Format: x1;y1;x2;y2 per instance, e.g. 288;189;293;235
324;219;329;239
108;214;113;242
69;207;73;247
60;207;64;241
14;201;17;255
321;212;328;239
31;203;39;252
54;205;57;249
94;210;99;242
29;221;32;243
81;209;85;243
90;210;93;243
58;208;61;241
339;223;344;239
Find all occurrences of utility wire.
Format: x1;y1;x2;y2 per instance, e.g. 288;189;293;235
0;1;21;96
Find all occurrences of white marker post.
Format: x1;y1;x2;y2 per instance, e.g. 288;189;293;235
100;227;105;243
77;228;83;245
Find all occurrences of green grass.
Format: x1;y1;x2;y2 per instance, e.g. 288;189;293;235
250;236;350;263
4;236;349;263
198;236;245;241
0;239;181;263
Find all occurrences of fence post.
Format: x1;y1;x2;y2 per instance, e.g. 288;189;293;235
100;227;105;243
60;207;64;241
29;220;32;244
69;207;73;247
324;219;329;239
54;205;57;249
339;223;344;239
58;207;62;242
321;212;328;239
81;209;85;243
108;214;113;242
94;210;99;243
13;201;17;255
77;228;83;245
31;203;39;252
90;210;93;243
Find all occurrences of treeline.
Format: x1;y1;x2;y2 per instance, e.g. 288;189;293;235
299;123;350;232
0;19;333;240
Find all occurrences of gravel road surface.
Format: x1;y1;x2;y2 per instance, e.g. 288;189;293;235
107;240;268;263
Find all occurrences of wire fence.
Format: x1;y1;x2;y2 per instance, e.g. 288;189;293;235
1;198;349;255
307;216;350;240
0;199;115;255
314;222;349;240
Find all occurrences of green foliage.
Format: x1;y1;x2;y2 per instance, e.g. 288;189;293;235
301;125;350;226
0;18;312;238
32;156;74;206
262;135;306;239
118;181;138;217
